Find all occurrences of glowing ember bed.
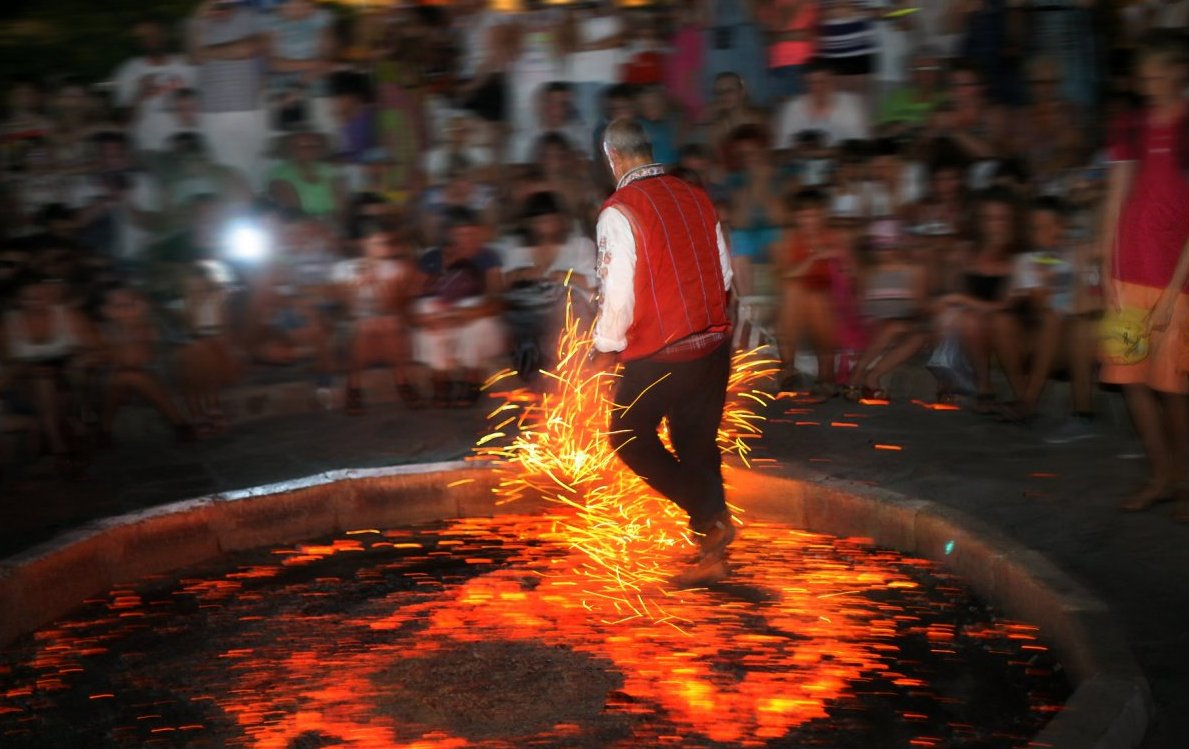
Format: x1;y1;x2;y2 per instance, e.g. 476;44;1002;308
0;512;1065;748
0;318;1148;747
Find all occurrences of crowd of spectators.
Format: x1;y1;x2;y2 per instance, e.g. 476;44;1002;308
0;0;1184;481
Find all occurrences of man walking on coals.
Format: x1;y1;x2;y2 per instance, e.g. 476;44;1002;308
589;118;737;586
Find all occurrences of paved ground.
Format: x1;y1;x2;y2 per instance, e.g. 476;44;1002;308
2;391;1186;748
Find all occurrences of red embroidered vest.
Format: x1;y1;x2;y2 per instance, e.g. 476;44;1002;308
602;172;729;362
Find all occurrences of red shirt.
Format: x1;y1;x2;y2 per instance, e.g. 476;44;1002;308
783;231;841;292
1109;108;1189;291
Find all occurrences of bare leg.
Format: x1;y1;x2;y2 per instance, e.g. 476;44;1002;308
732;256;754;297
806;291;839;386
1120;383;1175;509
1021;311;1063;410
990;311;1029;402
850;321;900;387
865;330;929;389
121;370;187;426
1162;392;1189;484
959;310;993;397
776;286;806;384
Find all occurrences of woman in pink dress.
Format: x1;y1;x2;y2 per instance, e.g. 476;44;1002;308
1099;32;1189;519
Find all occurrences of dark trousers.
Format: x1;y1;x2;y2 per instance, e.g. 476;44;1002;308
608;340;731;532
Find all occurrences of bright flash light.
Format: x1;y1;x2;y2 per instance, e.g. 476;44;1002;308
225;223;270;263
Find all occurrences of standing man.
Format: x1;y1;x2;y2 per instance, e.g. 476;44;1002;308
112;18;196;154
590;118;736;586
187;0;267;188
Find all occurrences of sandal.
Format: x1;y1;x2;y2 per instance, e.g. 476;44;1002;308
861;386;890;403
778;373;802;393
803;382;837;405
1119;482;1174;513
842;384;863;402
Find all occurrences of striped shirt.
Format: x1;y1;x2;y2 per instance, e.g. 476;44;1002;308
191;8;263;114
818;15;876;59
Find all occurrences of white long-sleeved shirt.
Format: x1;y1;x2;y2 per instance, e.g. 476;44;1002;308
773;92;870;149
592;206;732;354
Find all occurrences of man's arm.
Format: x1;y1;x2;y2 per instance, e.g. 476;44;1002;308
716;221;733;293
592;207;637;355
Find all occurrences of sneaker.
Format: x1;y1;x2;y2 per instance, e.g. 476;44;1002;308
1044;417;1098;445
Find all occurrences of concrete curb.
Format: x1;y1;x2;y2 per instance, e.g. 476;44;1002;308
0;462;1150;748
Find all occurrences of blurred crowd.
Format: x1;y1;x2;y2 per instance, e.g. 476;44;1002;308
0;0;1184;478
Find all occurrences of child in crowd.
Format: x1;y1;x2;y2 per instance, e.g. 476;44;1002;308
332;218;419;414
173;261;241;435
789;129;833;187
502;191;597;379
775;187;856;401
996;197;1097;428
846;218;928;401
2;275;95;463
412;206;505;408
96;284;192;443
866;137;922;218
829;139;871;222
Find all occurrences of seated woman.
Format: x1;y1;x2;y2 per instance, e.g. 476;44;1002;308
411;206;505;408
332;217;419;414
502;191;597;379
96;284;192;443
2;275;96;466
934;187;1020;412
775;187;858;402
267;130;346;232
846;219;929;401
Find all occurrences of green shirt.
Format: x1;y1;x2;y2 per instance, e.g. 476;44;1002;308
878;88;941;127
268;161;338;218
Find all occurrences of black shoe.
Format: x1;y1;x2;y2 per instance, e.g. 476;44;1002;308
695;512;737;562
672;554;730;588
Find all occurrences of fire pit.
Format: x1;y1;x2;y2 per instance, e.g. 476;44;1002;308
1;510;1066;748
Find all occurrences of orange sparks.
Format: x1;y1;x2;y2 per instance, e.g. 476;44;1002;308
472;296;779;626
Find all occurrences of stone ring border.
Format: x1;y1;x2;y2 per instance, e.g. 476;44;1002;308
0;461;1151;749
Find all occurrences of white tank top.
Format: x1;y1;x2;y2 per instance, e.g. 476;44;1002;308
5;306;78;362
